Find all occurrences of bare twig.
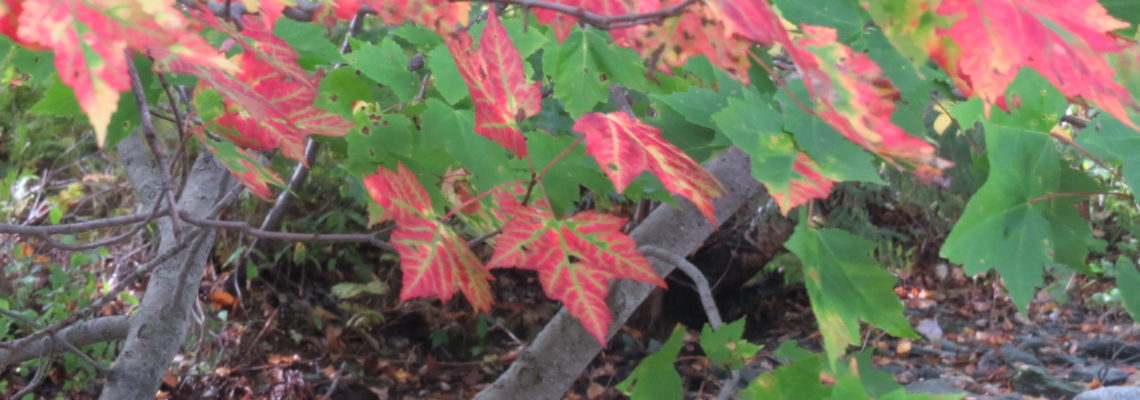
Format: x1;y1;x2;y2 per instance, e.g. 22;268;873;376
127;54;183;240
10;337;54;399
180;214;396;252
1;195;168;251
639;245;723;329
455;0;700;30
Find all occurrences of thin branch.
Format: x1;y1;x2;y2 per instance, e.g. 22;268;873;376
1050;132;1125;183
454;0;700;30
639;245;723;329
180;214;396;252
127;53;183;240
10;337;53;399
0;210;164;235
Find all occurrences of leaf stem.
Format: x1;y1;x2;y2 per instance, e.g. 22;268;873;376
441;179;529;221
1027;191;1130;204
1050;132;1125;183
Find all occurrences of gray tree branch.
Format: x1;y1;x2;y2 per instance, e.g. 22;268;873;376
473;147;765;399
99;131;236;400
0;316;130;366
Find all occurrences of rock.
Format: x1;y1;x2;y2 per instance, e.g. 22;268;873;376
1079;338;1140;360
1019;335;1052;352
937;339;964;353
1011;365;1084;399
918;365;948;380
980;395;1024;400
1074;386;1140;400
1071;364;1129;385
1003;343;1044;367
905;378;967;395
1041;353;1086;366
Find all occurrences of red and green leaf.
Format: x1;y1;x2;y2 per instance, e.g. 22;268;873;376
196;130;284;200
789;25;947;180
364;163;494;312
179;13;352;163
489;194;665;344
573;111;723;224
774;155;835;213
930;0;1138;129
6;0;234;146
444;9;542;158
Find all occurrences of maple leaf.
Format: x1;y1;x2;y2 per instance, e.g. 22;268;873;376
489;194;665;344
196;130;284;200
180;13;352;163
444;9;542;158
8;0;235;146
789;25;947;179
774;155;835;212
364;163;494;312
573;111;723;224
868;0;1140;129
334;0;469;35
613;1;754;83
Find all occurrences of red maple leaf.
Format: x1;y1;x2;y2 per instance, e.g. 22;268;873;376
444;9;542;158
179;13;352;164
5;0;235;146
772;155;835;212
790;25;947;180
573;111;723;225
364;163;494;312
929;0;1138;129
196;132;285;200
489;193;665;344
334;0;470;35
535;0;753;83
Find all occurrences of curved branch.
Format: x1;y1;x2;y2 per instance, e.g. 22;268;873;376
0;316;130;366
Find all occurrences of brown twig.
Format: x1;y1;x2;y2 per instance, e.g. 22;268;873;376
1050;132;1125;183
454;0;700;30
1027;191;1131;204
180;214;397;252
127;54;183;240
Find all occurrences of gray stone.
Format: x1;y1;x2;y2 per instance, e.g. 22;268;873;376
980;395;1024;400
1071;364;1129;385
1079;338;1140;360
905;378;967;395
1019;335;1052;352
1041;353;1085;366
1003;343;1044;366
1074;386;1140;400
937;339;964;353
1011;365;1084;399
917;365;948;380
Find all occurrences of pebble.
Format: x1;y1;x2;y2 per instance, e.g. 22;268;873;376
1071;364;1129;385
1002;343;1044;367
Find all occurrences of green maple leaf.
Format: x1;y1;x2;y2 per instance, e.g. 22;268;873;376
943;69;1098;312
785;224;916;364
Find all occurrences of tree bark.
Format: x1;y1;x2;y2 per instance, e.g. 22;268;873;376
474;147;765;399
99;132;234;399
